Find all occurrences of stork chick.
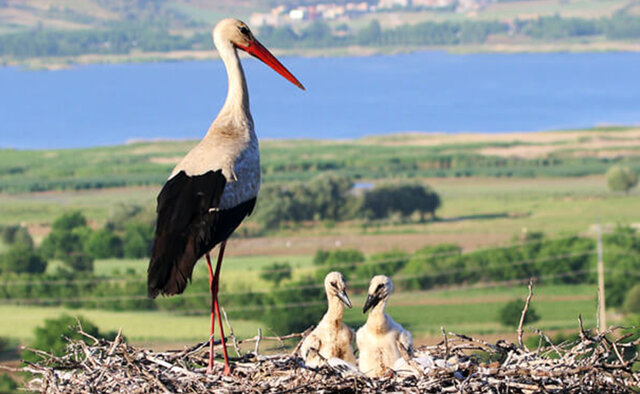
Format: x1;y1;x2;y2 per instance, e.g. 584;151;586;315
356;275;413;377
300;272;356;367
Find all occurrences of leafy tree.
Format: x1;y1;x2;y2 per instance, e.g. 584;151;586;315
22;314;116;363
0;224;33;248
85;228;123;259
123;222;153;258
399;244;462;290
40;211;94;273
1;243;47;274
361;183;441;221
357;19;382;45
499;299;540;327
313;249;364;280
606;165;638;194
356;249;409;280
51;211;87;233
260;262;292;287
313;250;330;266
602;226;640;307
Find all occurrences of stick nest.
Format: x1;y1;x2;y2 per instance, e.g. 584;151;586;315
12;317;640;393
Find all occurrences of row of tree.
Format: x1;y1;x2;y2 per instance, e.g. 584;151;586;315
0;211;153;276
0;178;438;275
2;227;639;334
255;175;441;230
1;14;639;59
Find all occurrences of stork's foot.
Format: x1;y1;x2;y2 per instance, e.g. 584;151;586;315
204;358;233;375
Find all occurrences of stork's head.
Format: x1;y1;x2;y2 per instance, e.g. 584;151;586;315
363;275;393;313
213;18;305;90
324;271;352;308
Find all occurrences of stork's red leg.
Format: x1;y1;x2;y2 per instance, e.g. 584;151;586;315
212;241;231;375
205;252;216;373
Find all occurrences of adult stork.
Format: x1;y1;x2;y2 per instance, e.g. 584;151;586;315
146;18;304;374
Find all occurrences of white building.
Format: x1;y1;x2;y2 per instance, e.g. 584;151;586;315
289;8;307;21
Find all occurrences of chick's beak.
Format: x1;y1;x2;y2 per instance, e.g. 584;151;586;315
362;293;382;314
337;290;352;309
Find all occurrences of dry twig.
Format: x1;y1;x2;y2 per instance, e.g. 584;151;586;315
517;278;534;351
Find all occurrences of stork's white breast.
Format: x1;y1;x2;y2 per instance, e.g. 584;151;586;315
219;139;260;209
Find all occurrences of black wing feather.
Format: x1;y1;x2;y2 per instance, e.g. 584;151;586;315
147;170;256;298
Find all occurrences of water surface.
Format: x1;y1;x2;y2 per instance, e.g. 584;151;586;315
1;51;639;149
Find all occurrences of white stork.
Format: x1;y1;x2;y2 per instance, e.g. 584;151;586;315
299;272;356;368
356;275;413;377
146;18;304;375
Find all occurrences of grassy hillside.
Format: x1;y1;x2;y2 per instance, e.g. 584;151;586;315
0;130;637;352
1;128;639;249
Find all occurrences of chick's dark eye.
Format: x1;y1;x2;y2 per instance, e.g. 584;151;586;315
331;281;338;288
239;26;250;36
375;284;384;292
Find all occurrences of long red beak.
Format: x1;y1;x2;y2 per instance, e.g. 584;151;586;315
237;40;305;90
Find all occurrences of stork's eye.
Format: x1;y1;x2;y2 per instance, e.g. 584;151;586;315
331;281;338;289
239;26;250;36
375;284;384;292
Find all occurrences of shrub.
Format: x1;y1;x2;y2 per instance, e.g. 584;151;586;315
355;249;409;281
85;228;123;259
606;165;638;194
123;222;153;258
260;262;292;287
0;224;33;248
1;243;47;274
499;299;540;327
313;249;364;280
39;211;94;273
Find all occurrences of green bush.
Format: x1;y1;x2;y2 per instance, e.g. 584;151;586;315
606;165;638;194
1;243;47;274
85;228;123;259
123;222;153;258
355;249;409;281
39;211;94;273
313;249;364;280
259;262;292;287
499;299;540;327
603;226;640;307
0;224;33;249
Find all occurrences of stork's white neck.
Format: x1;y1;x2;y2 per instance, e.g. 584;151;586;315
367;299;389;331
326;294;346;322
211;39;252;133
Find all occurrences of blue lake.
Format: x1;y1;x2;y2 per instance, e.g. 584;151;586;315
1;51;639;149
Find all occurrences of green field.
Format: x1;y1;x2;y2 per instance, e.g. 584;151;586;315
0;284;598;347
0;130;636;355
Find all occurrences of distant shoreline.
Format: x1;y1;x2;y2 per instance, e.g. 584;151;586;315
3;126;638;151
3;41;640;71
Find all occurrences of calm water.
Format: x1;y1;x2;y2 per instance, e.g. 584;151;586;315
1;51;639;149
